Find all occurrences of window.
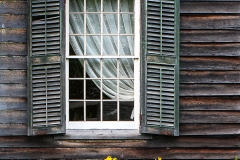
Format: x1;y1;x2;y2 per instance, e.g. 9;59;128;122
66;0;140;129
28;0;179;136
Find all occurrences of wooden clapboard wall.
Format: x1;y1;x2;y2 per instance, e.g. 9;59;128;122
0;0;240;159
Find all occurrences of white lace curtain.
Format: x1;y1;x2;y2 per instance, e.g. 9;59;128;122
69;0;134;100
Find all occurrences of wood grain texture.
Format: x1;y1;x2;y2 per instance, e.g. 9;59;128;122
0;97;27;111
180;71;240;83
0;110;27;124
0;70;26;83
0;14;27;28
181;30;240;43
0;124;27;136
180;57;240;70
180;84;240;96
0;84;26;97
0;29;26;42
181;15;240;30
0;43;27;56
180;124;240;135
0;56;27;69
180;1;240;14
0;148;239;159
180;96;240;111
0;0;27;14
180;43;240;56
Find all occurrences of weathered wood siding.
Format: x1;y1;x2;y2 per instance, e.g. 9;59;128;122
0;0;240;159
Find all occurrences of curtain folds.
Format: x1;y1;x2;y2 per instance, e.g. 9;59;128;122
69;0;134;100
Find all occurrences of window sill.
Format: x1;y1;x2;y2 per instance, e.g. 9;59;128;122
54;129;152;140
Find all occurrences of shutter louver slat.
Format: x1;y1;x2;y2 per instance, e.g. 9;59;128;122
141;0;179;136
28;0;65;135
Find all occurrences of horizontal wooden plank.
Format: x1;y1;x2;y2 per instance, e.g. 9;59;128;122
180;43;240;56
0;56;27;69
0;14;26;28
0;1;27;14
0;43;27;56
180;124;240;135
0;70;26;83
181;15;240;30
181;30;240;43
180;71;240;83
0;84;26;97
180;111;240;123
181;1;240;14
0;148;239;159
0;124;27;136
180;96;240;111
0;97;27;111
180;57;240;70
0;110;27;124
0;28;26;43
1;135;240;148
180;84;240;96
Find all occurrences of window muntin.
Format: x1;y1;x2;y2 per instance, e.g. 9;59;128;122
66;0;140;129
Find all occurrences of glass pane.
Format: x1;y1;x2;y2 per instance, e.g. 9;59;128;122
70;0;84;12
103;0;118;12
69;14;84;34
69;59;83;78
69;36;84;55
69;80;84;99
86;101;100;121
103;14;118;34
119;36;134;55
86;0;101;12
86;14;101;34
86;36;101;55
86;58;100;78
120;14;134;34
103;101;117;121
69;101;84;121
119;58;134;78
119;80;134;100
103;80;117;99
120;0;134;12
103;36;118;55
86;80;101;99
120;101;134;121
102;58;117;78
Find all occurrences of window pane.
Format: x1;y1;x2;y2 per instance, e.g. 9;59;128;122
86;80;101;99
119;58;134;78
120;101;134;121
102;80;117;99
69;59;83;78
120;0;134;12
86;58;100;78
103;101;117;121
119;36;134;55
69;36;84;55
103;36;118;55
86;14;101;34
69;102;84;121
102;58;117;78
119;80;134;100
103;14;118;34
86;36;101;55
69;80;84;99
86;101;100;121
120;14;134;34
103;0;118;12
69;14;84;34
70;0;84;12
86;0;101;12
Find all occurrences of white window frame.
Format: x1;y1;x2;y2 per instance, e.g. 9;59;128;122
65;0;140;130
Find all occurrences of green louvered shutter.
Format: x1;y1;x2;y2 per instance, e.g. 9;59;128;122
28;0;65;136
141;0;180;136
